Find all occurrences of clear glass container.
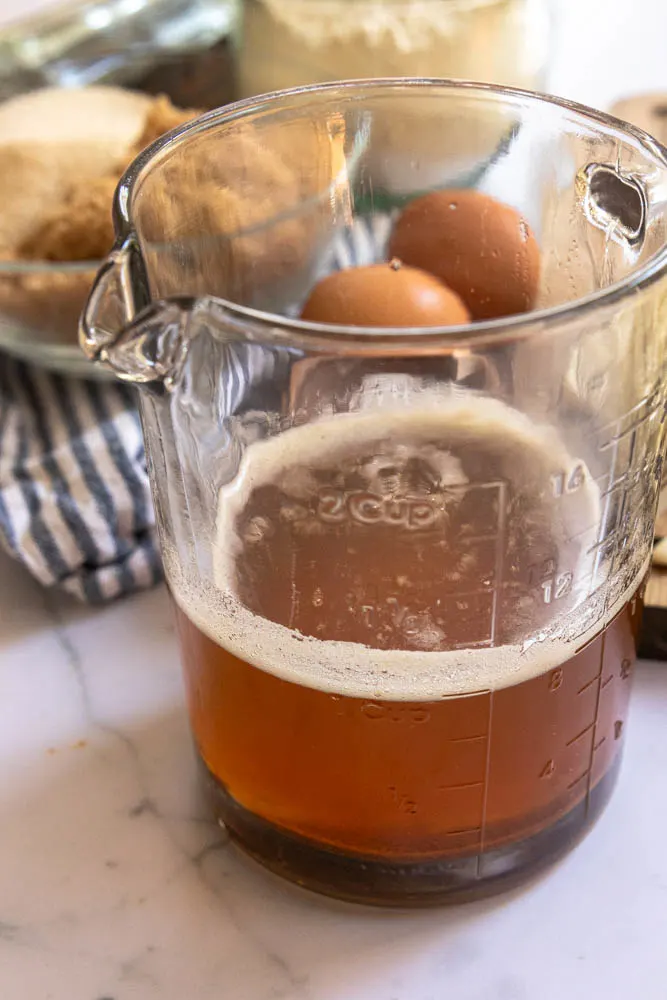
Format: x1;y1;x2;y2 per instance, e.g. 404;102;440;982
0;0;239;108
239;0;550;99
0;0;240;377
82;81;667;906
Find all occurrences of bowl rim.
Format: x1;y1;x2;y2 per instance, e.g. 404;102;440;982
0;258;102;274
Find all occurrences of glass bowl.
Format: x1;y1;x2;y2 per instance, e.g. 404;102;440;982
0;0;241;379
0;257;109;378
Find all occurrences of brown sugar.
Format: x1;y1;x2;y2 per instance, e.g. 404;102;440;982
0;91;204;343
0;141;125;255
130;94;202;152
13;94;203;265
19;175;121;263
0;91;343;343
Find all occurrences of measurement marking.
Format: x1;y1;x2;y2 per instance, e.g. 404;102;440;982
593;736;607;752
287;549;298;629
476;689;494;877
577;676;599;695
440;826;483;837
587;528;621;554
620;659;633;679
601;675;614;689
595;414;626;566
599;475;639;498
583;561;597;599
461;533;503;544
583;628;607;817
606;415;654;444
567;770;591;791
441;587;498;599
447;480;506;494
452;639;494;651
597;436;615;452
595;402;660;455
448;734;488;744
435;688;493;703
600;462;644;492
569;522;602;542
597;397;659;440
438;781;484;791
489;480;507;648
566;722;595;747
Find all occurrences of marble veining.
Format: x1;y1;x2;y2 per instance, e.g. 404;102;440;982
2;543;667;999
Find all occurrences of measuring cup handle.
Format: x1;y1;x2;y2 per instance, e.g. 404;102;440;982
580;163;648;246
79;237;190;389
80;237;150;361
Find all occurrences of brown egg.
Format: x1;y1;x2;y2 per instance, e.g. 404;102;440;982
388;189;540;320
300;261;470;328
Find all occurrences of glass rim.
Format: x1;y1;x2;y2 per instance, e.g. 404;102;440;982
0;258;101;275
115;78;667;347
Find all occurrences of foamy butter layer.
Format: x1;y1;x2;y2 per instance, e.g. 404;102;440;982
168;395;643;701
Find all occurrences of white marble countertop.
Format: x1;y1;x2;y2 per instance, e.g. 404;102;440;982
2;547;667;1000
3;0;667;997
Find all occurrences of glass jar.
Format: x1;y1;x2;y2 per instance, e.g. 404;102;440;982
239;0;550;99
82;81;667;906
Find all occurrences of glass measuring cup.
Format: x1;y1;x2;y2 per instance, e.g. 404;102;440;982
81;81;667;906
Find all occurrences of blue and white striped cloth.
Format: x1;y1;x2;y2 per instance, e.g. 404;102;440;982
0;344;302;603
0;218;392;603
0;357;160;602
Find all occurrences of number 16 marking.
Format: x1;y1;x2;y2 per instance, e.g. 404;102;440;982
551;464;586;497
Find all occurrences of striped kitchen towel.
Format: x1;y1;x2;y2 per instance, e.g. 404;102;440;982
0;219;392;603
0;356;161;603
0;342;299;602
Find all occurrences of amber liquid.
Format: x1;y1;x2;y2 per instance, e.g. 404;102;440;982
177;597;639;895
173;413;643;904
